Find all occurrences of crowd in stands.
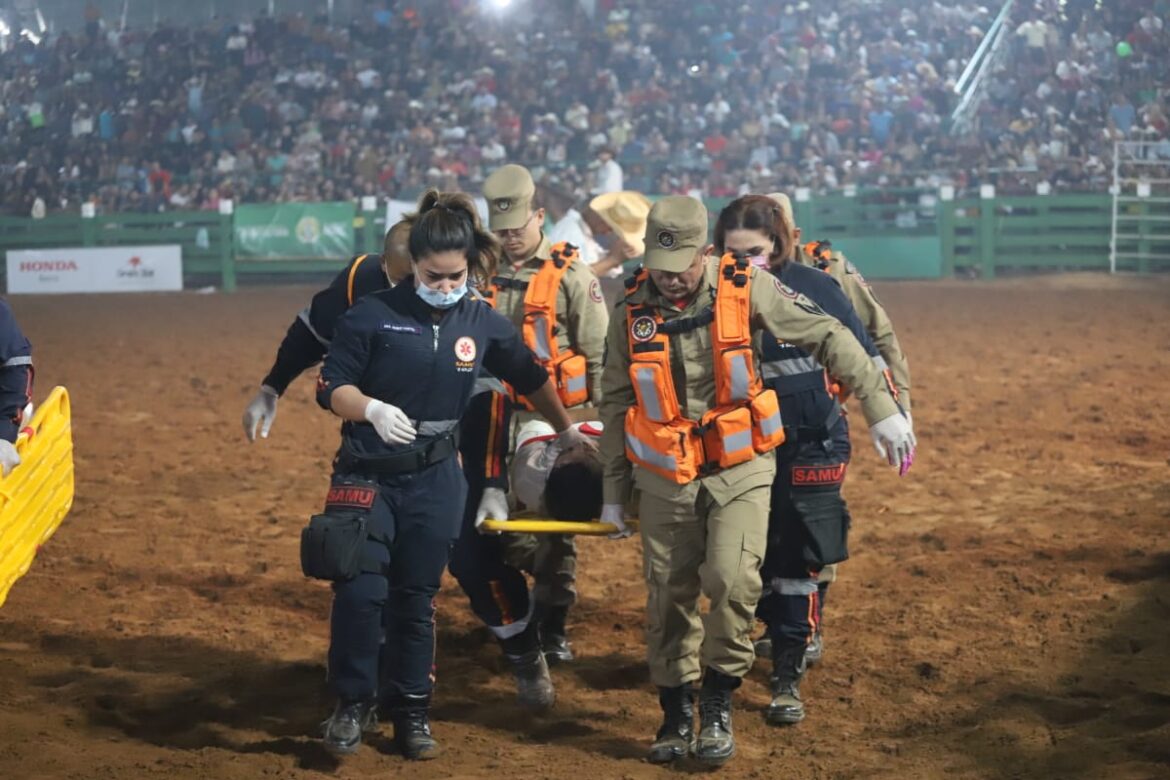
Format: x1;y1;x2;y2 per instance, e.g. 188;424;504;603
0;0;1165;216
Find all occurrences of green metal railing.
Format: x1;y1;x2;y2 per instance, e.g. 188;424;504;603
0;193;1166;291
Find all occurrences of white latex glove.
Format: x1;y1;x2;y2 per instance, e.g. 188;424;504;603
243;385;279;441
475;487;509;534
870;413;917;474
0;439;20;476
364;399;417;445
556;425;598;453
601;502;633;540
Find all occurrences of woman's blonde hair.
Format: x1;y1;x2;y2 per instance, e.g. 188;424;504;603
403;189;501;287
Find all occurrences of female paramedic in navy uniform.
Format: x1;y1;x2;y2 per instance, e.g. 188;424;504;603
308;190;587;760
714;194;906;727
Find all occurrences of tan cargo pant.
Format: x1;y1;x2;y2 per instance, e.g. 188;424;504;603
639;483;769;687
502;532;577;607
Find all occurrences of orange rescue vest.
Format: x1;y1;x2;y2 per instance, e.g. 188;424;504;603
623;253;785;484
482;242;589;410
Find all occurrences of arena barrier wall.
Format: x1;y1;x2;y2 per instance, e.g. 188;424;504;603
0;193;1164;291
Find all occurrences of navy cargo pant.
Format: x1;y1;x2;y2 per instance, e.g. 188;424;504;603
757;408;852;647
448;391;537;654
327;455;466;704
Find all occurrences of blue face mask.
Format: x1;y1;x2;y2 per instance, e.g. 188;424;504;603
415;280;468;309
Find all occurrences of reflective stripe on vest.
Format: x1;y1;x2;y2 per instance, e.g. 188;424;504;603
728;351;751;402
625;429;678;473
529;313;552;360
633;364;666;422
564;372;588;396
758;407;783;438
723;427;753;458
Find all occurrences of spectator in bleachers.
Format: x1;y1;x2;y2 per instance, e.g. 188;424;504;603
0;0;1164;216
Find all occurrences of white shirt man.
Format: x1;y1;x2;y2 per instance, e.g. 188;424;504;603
594;154;623;194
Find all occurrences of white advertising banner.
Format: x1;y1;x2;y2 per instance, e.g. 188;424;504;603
6;245;183;294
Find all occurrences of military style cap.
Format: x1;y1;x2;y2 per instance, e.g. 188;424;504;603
767;192;795;230
643;196;708;273
483;164;536;231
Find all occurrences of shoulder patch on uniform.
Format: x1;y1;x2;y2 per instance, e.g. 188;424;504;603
588;278;603;304
794;295;827;317
774;278;799;299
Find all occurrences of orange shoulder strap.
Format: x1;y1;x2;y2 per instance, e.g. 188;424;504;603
346;254;371;307
526;243;577;311
625;303;681;422
714;253;752;348
522;243;577;361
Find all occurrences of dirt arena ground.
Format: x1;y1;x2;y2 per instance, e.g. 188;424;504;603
1;273;1169;780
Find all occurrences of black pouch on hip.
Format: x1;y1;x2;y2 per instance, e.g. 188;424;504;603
300;477;380;582
794;492;851;569
790;459;851;569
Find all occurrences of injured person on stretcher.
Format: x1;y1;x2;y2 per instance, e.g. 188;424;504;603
509;420;604;522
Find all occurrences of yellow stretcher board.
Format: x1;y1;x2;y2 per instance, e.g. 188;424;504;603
478;517;638;536
0;387;75;608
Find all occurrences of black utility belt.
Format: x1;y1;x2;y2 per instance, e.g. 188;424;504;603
338;432;459;476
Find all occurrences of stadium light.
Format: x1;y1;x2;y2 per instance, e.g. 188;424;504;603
489;0;513;10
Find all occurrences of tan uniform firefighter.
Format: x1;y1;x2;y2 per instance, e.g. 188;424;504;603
597;196;915;767
478;164;610;664
764;192;915;667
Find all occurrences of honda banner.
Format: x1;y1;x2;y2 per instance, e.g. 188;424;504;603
6;245;183;294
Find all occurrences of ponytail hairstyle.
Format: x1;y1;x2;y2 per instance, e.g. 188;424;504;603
713;194;795;268
403;189;501;287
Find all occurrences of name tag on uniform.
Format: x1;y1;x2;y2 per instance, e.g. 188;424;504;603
381;323;421;335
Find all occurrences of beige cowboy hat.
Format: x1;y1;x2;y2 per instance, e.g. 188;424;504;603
589;191;653;256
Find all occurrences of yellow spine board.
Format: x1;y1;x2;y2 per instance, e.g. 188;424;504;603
0;387;75;608
477;518;638;536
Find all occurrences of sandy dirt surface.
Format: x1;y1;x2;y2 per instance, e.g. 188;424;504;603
1;273;1169;780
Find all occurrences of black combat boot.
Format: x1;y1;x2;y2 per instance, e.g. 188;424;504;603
390;693;441;760
694;669;739;766
539;604;574;664
505;648;556;711
647;685;695;764
321;699;377;755
766;640;808;725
